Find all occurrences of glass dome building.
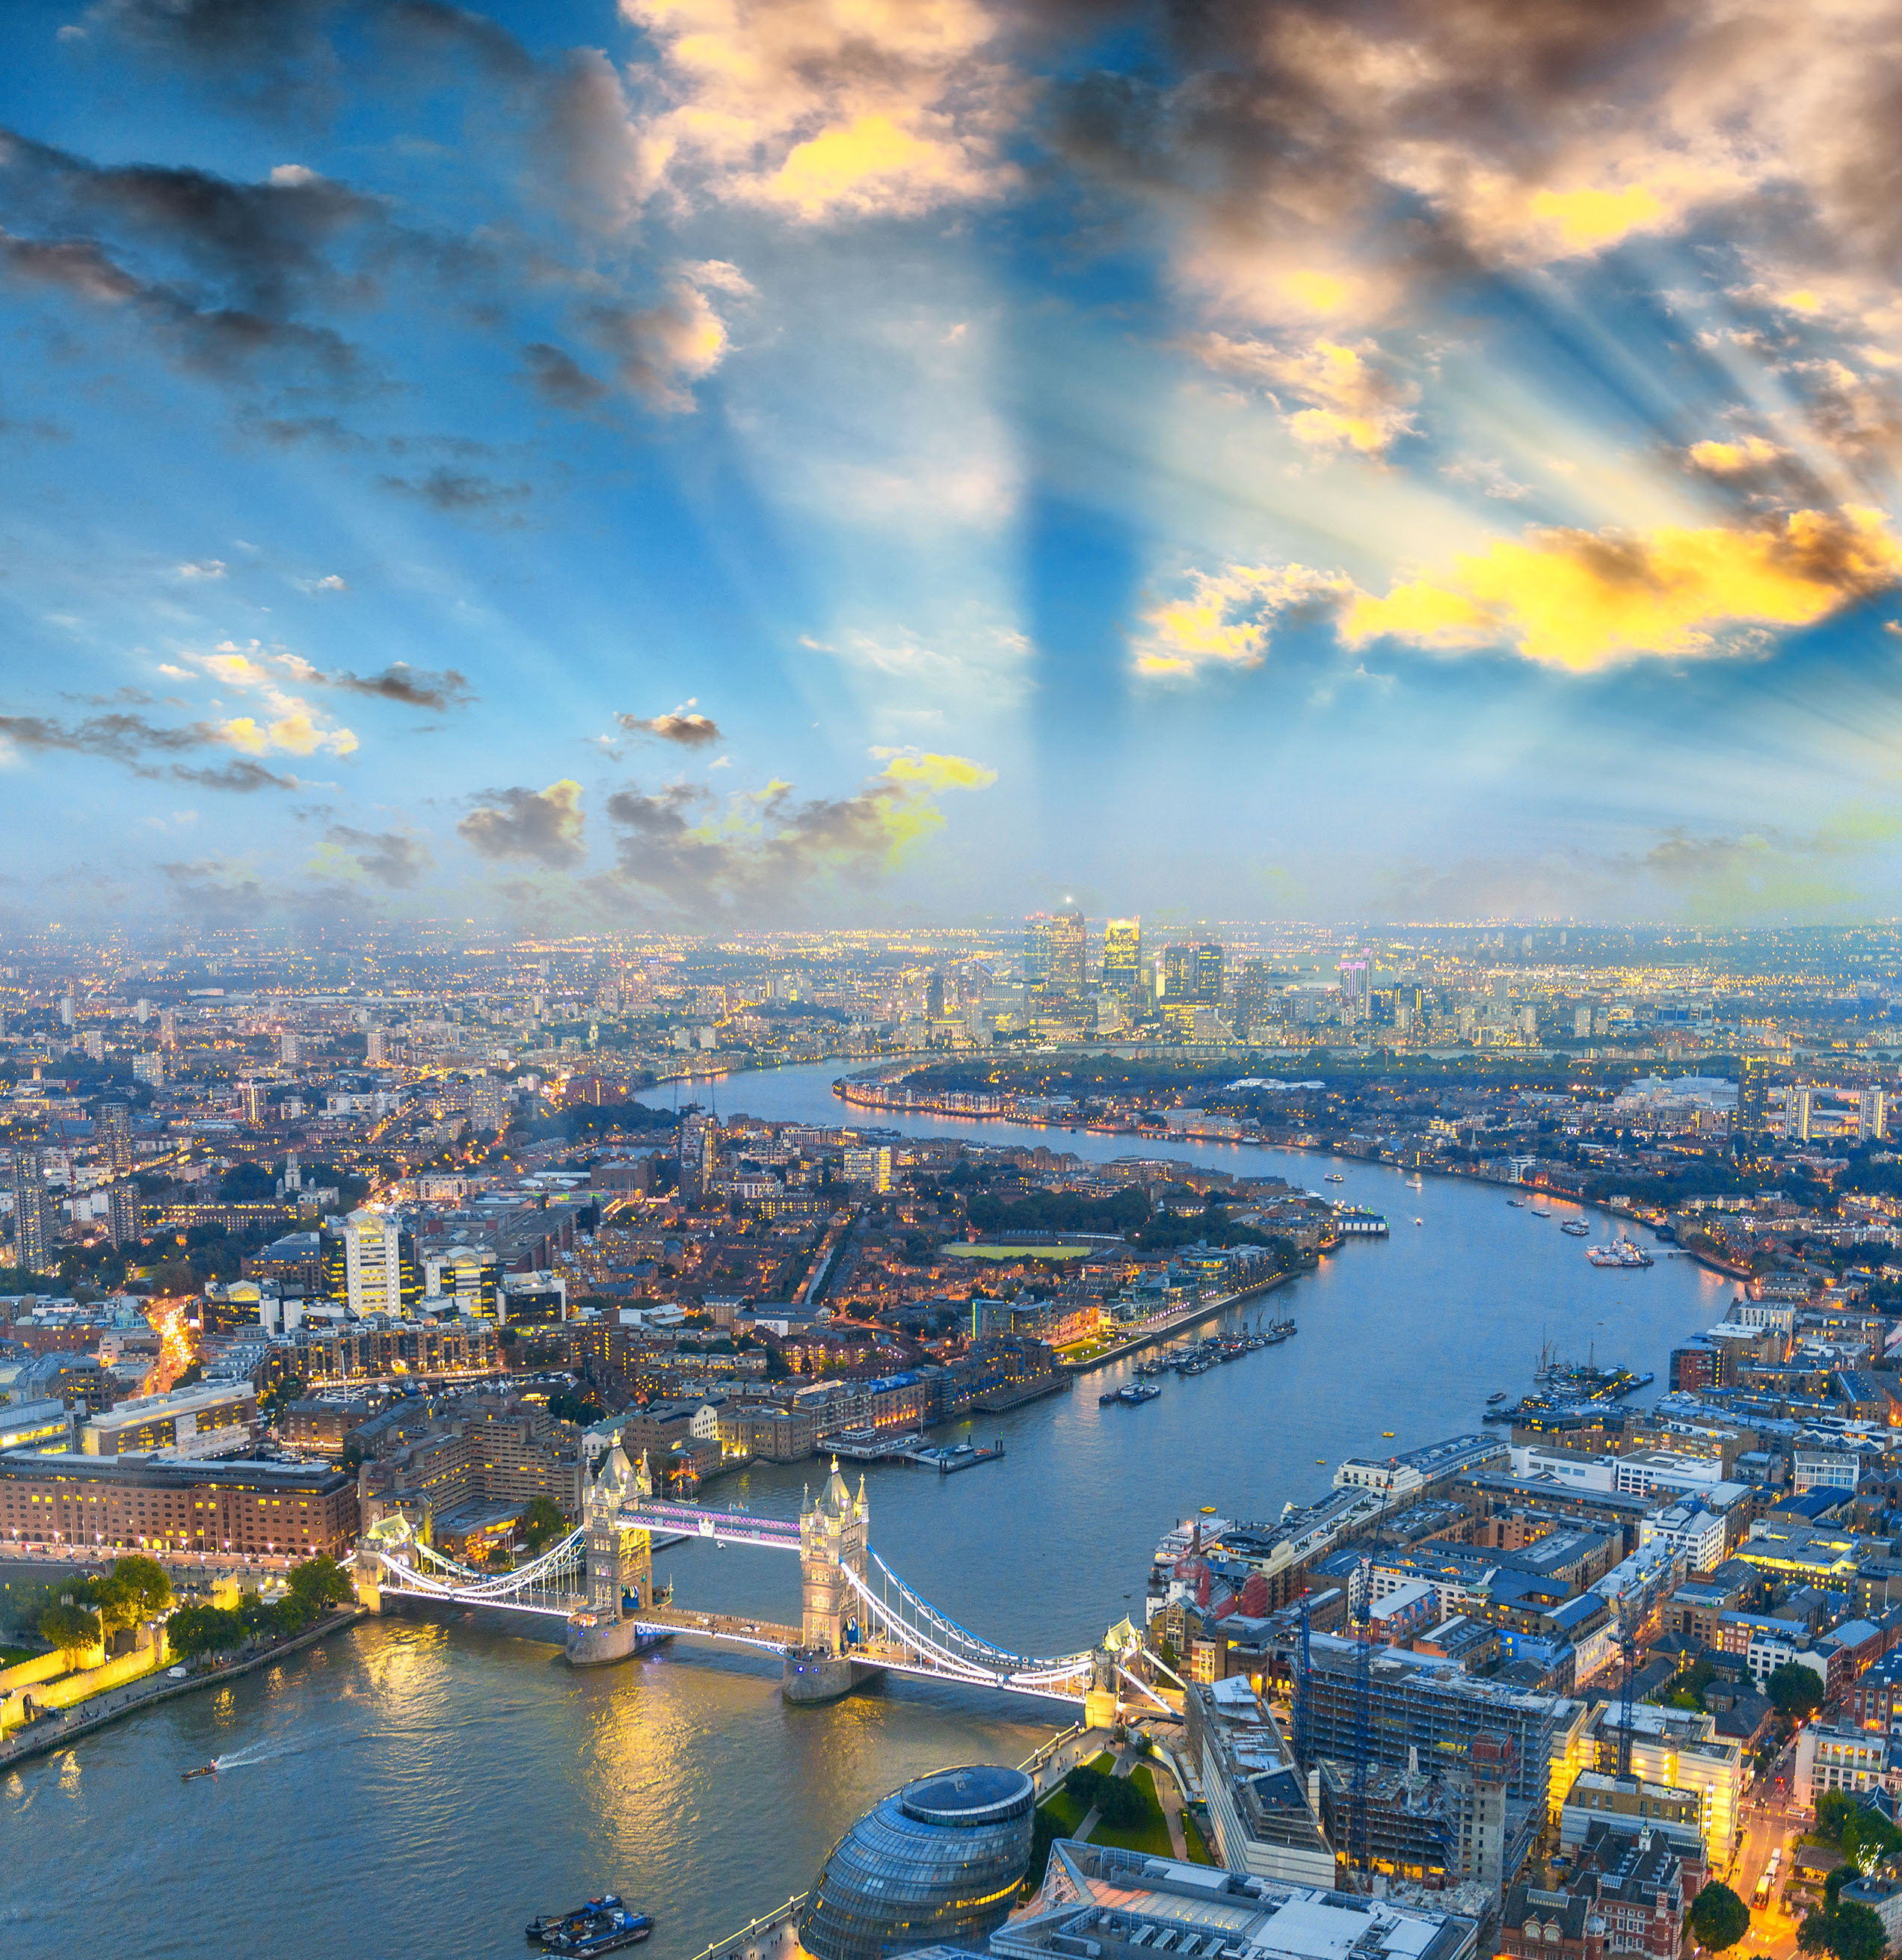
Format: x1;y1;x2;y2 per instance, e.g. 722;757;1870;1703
799;1765;1037;1960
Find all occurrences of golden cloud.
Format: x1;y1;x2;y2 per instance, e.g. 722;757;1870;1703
1686;434;1788;476
1134;565;1355;678
625;0;1020;220
1341;506;1902;669
1188;331;1418;455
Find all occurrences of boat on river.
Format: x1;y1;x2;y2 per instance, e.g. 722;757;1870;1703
1560;1219;1589;1236
1118;1383;1161;1405
528;1896;629;1947
181;1763;218;1783
541;1907;653;1955
1587;1238;1654;1268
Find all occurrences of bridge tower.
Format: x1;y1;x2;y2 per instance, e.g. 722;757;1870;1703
567;1439;654;1667
785;1459;872;1704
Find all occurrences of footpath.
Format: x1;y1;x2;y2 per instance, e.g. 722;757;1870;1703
0;1609;364;1772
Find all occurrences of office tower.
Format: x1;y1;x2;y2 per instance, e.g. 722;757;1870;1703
239;1080;268;1125
105;1181;138;1250
1023;914;1052;986
1738;1057;1770;1134
1102;919;1142;997
96;1101;132;1175
1790;1084;1812;1142
339;1208;413;1318
1192;941;1225;1005
1234;959;1276;1028
1045;909;1086;995
925;971;946;1020
1162;943;1193;1000
10;1146;58;1277
279;1027;300;1068
1861;1087;1887;1143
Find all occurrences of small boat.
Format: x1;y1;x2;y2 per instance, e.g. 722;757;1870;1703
1530;1208;1551;1219
1487;1392;1507;1404
1506;1198;1522;1208
1406;1175;1423;1190
181;1763;218;1783
1325;1172;1344;1182
543;1908;654;1956
1098;1390;1122;1405
1560;1220;1589;1237
1118;1383;1160;1405
530;1898;625;1945
1381;1431;1394;1438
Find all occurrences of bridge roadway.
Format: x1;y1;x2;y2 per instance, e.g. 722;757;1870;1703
622;1501;801;1550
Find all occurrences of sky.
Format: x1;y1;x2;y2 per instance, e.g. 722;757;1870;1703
4;0;1902;935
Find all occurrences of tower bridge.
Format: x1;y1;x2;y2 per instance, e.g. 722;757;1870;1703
353;1443;1124;1711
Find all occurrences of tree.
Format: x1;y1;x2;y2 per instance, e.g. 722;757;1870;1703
112;1555;174;1621
1832;1905;1888;1960
522;1495;569;1554
39;1603;101;1669
288;1555;351;1612
1767;1661;1824;1721
166;1603;247;1660
1818;1791;1859;1844
1800;1911;1835;1957
1687;1884;1750;1954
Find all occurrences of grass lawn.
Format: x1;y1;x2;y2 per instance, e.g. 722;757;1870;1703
1083;1766;1177;1861
1037;1751;1121;1838
1183;1811;1216;1865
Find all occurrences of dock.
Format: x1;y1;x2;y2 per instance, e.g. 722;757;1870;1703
819;1428;925;1462
905;1441;1006;1474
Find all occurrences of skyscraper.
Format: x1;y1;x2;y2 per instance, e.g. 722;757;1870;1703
1101;919;1142;997
96;1101;132;1175
1192;941;1225;1005
105;1181;138;1250
1338;950;1373;1021
1790;1084;1813;1143
279;1027;301;1069
1861;1086;1886;1143
10;1146;58;1277
1738;1057;1770;1134
1047;909;1086;995
1022;915;1053;986
239;1080;268;1125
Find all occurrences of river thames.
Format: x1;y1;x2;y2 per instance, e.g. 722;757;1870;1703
1;1062;1734;1958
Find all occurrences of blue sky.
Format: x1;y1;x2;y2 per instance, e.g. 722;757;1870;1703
4;0;1902;933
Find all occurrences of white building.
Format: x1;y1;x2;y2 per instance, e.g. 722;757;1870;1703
1640;1500;1728;1575
1797;1724;1890;1801
342;1207;407;1318
1794;1449;1861;1494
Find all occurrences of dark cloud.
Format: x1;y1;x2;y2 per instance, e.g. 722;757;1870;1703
91;0;345;114
324;823;434;886
304;661;473;710
618;707;722;747
378;467;530;517
171;758;301;791
158;855;269;921
458;781;585;868
522;341;608;410
0;709;212;771
597;775;902;923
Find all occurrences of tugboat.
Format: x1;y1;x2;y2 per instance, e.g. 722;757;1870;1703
528;1896;627;1947
1118;1383;1161;1405
542;1907;653;1955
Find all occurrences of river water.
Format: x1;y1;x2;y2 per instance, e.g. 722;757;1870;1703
1;1063;1732;1959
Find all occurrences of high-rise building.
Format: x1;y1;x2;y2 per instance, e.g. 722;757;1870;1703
925;971;946;1020
105;1181;138;1250
158;1008;177;1048
96;1101;132;1176
239;1080;268;1125
1738;1057;1769;1134
1790;1084;1813;1142
132;1051;166;1088
279;1027;301;1069
1101;919;1142;997
1047;909;1086;995
58;993;74;1028
81;1029;105;1062
1193;941;1225;1006
1861;1087;1887;1143
337;1208;415;1318
366;1026;391;1066
1162;942;1193;1000
10;1146;59;1277
1234;959;1277;1029
1338;950;1373;1021
1022;915;1053;986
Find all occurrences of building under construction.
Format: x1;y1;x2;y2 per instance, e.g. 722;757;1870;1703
1293;1633;1578;1813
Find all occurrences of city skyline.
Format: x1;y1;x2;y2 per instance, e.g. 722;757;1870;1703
5;1;1902;930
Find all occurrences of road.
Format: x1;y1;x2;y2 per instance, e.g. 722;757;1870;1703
1731;1741;1806;1960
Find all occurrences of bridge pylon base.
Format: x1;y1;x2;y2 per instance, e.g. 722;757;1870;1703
781;1650;872;1704
567;1615;669;1668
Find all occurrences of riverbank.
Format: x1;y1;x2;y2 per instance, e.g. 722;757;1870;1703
0;1609;365;1771
1060;1270;1296;1375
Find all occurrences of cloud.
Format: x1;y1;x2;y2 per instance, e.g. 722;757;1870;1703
316;823;434;888
458;780;586;867
581;269;742;412
377;467;531;517
618;703;721;746
1686;434;1788;477
176;641;360;754
1341;506;1902;669
1187;331;1418;455
596;749;996;920
170;758;302;791
176;558;227;579
521;341;608;409
1133;565;1355;678
624;0;1024;221
293;659;473;710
